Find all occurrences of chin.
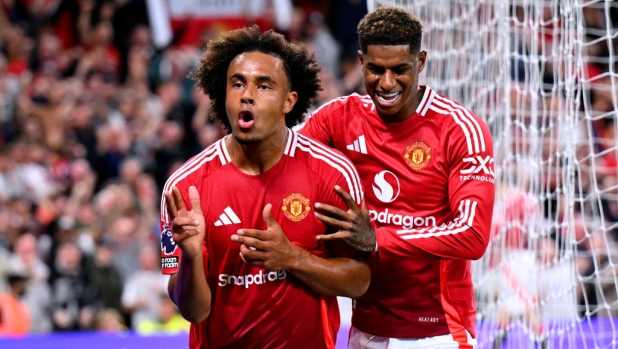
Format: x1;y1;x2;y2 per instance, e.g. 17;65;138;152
234;134;262;145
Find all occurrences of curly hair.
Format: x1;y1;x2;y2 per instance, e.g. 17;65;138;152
357;6;423;54
190;25;321;132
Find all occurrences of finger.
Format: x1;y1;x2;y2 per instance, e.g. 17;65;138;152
334;185;361;212
240;244;266;258
261;204;280;230
171;229;199;243
164;191;178;218
239;251;248;264
171;217;200;230
314;202;350;220
188;186;203;214
315;212;353;230
236;229;263;240
239;245;266;266
171;187;186;212
361;199;368;214
316;232;352;241
231;234;263;250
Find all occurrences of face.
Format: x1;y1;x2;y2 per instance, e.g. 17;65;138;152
225;51;297;144
359;45;426;122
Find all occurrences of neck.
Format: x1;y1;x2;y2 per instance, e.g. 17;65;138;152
227;128;289;175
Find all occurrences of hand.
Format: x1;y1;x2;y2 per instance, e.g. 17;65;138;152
164;186;205;259
315;185;376;252
231;204;304;271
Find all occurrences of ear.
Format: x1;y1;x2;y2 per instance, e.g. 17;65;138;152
283;91;298;114
418;50;427;73
358;50;364;69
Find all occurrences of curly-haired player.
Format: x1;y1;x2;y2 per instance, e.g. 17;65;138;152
300;6;495;348
191;25;321;131
160;25;369;349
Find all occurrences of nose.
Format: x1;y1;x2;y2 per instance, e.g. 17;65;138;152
241;88;254;105
379;70;396;91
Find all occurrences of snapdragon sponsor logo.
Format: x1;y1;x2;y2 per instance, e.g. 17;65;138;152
372;171;400;203
218;270;287;288
368;208;436;229
161;257;178;269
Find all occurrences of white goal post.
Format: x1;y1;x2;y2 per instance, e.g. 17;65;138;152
367;0;618;348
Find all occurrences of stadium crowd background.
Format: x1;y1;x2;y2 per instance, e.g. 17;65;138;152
0;0;616;337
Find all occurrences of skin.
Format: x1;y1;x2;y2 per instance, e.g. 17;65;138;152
224;51;296;174
316;44;427;251
167;51;370;323
359;45;427;123
166;186;210;323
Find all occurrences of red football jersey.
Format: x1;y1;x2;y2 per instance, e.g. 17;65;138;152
160;130;363;349
300;86;495;341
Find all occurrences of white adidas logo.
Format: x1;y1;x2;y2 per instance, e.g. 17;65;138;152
346;135;367;154
214;207;241;226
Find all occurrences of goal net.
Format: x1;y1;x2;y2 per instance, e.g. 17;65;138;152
367;0;618;348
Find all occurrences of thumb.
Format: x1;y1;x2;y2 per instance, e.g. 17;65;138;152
188;186;203;214
262;204;279;229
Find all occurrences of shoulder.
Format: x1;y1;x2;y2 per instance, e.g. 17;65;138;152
426;93;491;147
426;93;487;128
161;138;230;194
311;93;373;117
290;131;363;202
292;131;355;170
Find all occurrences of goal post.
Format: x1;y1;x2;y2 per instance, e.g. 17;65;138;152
367;0;618;348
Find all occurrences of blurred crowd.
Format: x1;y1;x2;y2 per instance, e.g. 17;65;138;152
0;0;369;336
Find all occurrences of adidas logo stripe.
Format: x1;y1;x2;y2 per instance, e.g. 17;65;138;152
346;135;367;154
215;206;241;226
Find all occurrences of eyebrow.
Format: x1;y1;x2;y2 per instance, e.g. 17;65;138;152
230;73;277;85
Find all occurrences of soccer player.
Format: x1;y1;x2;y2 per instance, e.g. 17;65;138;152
159;25;369;349
299;6;495;349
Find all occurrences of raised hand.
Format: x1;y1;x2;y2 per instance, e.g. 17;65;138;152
315;185;376;252
164;186;206;258
231;204;303;271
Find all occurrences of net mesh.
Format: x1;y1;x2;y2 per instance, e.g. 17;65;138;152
367;0;618;347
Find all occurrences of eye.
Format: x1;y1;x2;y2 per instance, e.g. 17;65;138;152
232;82;244;88
367;66;383;74
392;67;408;75
257;84;271;90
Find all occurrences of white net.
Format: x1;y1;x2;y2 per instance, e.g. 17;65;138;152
367;0;618;348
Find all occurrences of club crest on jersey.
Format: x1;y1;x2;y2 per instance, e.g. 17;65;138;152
405;142;431;170
161;224;177;255
282;193;311;222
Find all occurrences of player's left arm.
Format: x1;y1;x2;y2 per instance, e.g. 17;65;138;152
376;115;495;259
315;115;495;260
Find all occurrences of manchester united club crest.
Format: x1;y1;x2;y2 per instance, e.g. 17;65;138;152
282;193;311;222
405;142;431;170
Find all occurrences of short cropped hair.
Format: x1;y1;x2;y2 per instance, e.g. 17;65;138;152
191;25;321;131
357;6;423;54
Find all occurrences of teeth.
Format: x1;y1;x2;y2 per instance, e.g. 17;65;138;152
380;92;400;98
377;92;401;104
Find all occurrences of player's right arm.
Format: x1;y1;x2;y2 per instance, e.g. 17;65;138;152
164;186;211;323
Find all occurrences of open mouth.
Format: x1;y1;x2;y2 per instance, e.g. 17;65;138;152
238;110;255;129
376;91;402;106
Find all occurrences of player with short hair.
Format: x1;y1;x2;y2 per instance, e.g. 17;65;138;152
159;25;370;349
300;6;495;348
